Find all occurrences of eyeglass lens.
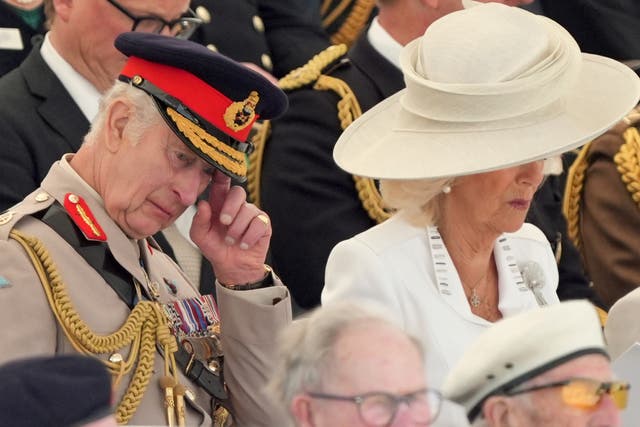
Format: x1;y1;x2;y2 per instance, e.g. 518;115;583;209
360;390;440;426
561;379;629;410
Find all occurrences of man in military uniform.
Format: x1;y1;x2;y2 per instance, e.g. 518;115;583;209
0;33;290;426
254;0;603;312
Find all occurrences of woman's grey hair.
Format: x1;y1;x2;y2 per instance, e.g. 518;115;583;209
266;302;424;426
84;81;162;146
380;177;456;226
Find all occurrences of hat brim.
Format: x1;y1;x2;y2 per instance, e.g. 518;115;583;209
333;54;640;179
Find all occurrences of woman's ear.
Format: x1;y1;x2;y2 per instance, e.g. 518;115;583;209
290;394;315;427
104;99;132;153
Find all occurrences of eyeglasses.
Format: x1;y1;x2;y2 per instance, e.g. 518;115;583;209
106;0;202;39
307;388;442;426
505;378;630;410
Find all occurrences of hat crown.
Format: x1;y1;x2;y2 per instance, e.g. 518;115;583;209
418;4;548;84
402;3;583;123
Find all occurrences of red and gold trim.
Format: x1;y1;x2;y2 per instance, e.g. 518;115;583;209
120;57;260;143
64;193;107;242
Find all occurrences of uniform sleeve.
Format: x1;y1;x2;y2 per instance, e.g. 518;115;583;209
262;88;377;309
0;236;59;364
581;133;640;308
216;281;291;427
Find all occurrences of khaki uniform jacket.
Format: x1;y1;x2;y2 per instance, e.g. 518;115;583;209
0;160;291;426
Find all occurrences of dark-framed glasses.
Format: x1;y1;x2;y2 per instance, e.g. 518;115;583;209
505;377;630;410
106;0;202;39
308;388;442;426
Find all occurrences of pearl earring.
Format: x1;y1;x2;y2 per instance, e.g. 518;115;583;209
442;185;451;194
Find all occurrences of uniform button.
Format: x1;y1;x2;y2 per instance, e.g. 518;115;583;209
261;53;273;71
0;211;14;225
195;6;211;24
68;194;79;203
206;44;218;52
34;192;49;202
252;15;264;33
109;353;124;364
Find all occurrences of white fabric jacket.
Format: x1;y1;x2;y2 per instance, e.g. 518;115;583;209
323;210;559;426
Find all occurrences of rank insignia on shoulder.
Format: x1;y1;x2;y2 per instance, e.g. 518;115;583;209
0;211;14;226
0;276;11;289
63;193;107;242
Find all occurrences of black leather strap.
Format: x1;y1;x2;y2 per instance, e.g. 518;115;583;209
174;345;228;400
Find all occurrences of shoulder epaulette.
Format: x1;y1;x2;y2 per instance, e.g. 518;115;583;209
0;190;55;241
564;106;640;250
278;44;348;91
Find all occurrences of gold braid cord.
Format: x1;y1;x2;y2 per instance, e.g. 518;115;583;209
248;43;390;222
328;0;376;47
10;230;181;425
563;142;593;250
613;127;640;210
564;108;640;251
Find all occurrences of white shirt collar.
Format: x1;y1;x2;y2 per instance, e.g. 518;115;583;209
366;17;403;70
40;33;101;122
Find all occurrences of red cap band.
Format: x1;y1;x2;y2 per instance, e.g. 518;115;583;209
120;57;258;142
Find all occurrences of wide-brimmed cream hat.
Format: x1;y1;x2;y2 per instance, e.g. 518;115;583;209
333;3;640;179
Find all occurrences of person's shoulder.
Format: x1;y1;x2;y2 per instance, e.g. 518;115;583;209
0;190;55;241
346;211;426;254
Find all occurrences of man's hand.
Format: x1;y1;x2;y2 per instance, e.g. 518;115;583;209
190;170;271;286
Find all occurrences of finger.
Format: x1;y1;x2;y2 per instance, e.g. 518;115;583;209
189;199;213;244
218;186;247;226
223;200;259;245
207;170;232;219
238;213;272;250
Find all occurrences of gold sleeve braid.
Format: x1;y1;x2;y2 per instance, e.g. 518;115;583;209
321;0;376;47
9;230;184;426
247;44;392;223
564;108;640;251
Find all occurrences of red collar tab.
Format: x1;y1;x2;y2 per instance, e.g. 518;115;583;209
120;57;261;143
63;193;107;242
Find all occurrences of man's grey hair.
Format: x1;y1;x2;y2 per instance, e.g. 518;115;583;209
84;81;163;146
266;302;424;426
380;177;456;226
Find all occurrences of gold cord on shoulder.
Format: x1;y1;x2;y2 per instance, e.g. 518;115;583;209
563;143;592;250
327;0;376;47
278;44;348;91
9;230;183;425
614;126;640;209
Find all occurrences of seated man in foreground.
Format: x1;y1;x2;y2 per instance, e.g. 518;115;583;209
444;301;628;426
268;301;444;426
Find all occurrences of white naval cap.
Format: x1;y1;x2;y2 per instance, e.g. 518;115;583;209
442;300;606;422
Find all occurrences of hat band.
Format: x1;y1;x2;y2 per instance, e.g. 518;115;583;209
166;107;247;178
120;57;259;142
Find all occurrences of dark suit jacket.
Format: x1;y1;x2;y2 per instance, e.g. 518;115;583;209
262;31;601;309
0;45;88;211
0;44;218;295
539;0;640;60
0;3;45;77
189;0;330;78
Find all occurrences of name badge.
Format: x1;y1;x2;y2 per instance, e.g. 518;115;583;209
0;28;23;51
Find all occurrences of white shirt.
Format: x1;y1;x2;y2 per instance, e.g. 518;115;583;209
40;33;101;122
367;17;403;70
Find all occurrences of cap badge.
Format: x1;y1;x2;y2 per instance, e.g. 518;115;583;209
223;91;260;132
